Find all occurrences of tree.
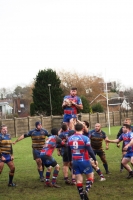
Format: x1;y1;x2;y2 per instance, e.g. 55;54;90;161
14;86;23;95
0;87;12;99
32;69;64;116
91;103;104;113
80;96;91;113
58;70;104;102
30;103;35;116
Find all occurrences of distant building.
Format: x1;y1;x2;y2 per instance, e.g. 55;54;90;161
90;93;131;112
0;102;13;118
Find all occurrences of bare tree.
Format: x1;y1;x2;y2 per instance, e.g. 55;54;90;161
57;70;104;102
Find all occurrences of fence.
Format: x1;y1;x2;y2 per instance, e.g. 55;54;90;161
0;111;133;137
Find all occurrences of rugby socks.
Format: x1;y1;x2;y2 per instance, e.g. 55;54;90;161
42;164;45;173
103;163;109;173
46;172;51;185
38;170;44;178
96;168;104;178
52;169;59;185
71;178;76;184
64;177;69;181
120;158;124;170
85;178;93;192
120;163;124;170
9;172;14;184
76;183;84;200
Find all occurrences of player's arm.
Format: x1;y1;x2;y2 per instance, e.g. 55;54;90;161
86;145;97;161
10;145;14;160
71;101;83;110
105;138;120;143
56;136;66;147
13;134;28;144
105;136;109;150
58;128;62;135
62;98;68;108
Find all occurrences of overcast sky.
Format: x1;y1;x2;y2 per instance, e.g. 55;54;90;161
0;0;133;91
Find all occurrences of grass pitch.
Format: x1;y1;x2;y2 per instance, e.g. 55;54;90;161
1;126;133;200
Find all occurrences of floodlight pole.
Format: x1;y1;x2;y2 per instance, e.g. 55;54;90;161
48;84;52;116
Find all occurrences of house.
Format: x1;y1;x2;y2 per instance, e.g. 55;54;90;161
13;97;30;117
90;93;131;112
0;102;13;118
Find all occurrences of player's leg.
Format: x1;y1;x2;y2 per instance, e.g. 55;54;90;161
7;160;16;186
76;173;85;200
62;114;69;129
0;161;4;175
44;156;61;188
62;150;71;184
84;160;94;200
122;154;133;178
84;161;94;193
35;158;44;181
98;151;110;174
69;116;77;130
51;163;61;187
71;167;76;185
63;161;71;184
33;149;44;182
90;159;106;181
45;166;53;186
72;161;84;200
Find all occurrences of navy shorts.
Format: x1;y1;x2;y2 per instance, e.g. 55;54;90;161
124;152;133;159
33;149;41;160
63;114;77;123
93;149;105;157
40;154;57;168
72;160;93;175
0;153;12;163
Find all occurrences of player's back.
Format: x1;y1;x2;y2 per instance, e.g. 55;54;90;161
41;135;57;156
68;133;89;161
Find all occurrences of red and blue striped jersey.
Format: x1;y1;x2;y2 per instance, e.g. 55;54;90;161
63;95;82;115
40;135;63;156
67;133;91;161
119;132;133;152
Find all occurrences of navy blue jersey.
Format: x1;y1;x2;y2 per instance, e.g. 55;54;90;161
0;133;13;154
89;130;106;150
24;128;49;150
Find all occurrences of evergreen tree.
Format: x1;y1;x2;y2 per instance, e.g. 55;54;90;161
81;96;91;113
92;103;104;113
32;69;63;116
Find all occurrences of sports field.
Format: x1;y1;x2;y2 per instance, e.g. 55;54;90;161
1;126;133;200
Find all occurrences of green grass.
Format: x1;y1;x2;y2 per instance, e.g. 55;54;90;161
1;126;133;200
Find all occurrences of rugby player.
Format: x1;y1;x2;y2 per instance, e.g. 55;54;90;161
13;121;49;182
0;125;16;187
